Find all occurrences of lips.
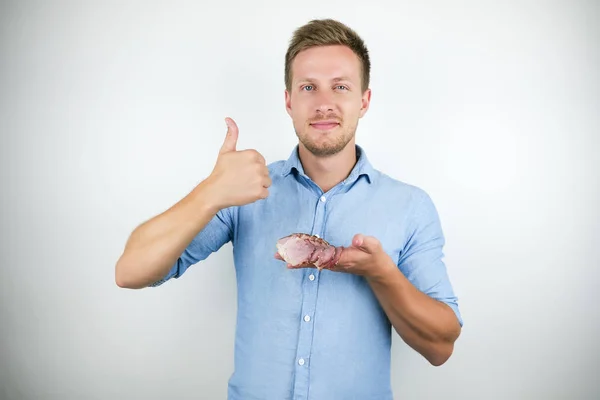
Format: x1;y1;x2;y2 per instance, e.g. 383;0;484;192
310;121;340;130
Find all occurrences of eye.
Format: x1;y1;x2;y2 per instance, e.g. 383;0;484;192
301;85;314;91
336;85;348;90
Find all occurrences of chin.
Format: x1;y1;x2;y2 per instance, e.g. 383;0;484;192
300;137;352;157
306;146;343;157
295;123;354;156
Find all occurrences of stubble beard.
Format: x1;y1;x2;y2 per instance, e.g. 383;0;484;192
295;122;357;157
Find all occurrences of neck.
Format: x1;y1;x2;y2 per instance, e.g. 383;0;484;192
298;142;357;193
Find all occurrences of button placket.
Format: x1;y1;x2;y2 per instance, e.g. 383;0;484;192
293;191;329;396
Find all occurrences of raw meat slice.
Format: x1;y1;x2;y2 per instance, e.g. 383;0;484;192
275;233;344;270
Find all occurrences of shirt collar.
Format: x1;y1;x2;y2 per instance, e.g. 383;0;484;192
281;144;376;185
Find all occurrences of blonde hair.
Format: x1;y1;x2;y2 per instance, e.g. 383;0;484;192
284;19;371;93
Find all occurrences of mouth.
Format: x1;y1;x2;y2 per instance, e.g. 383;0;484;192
310;121;340;131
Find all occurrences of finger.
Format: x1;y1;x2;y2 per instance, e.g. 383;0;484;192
254;151;266;165
263;175;272;188
239;149;266;165
219;117;239;154
259;187;269;199
352;234;365;248
352;234;378;254
333;247;356;269
274;252;284;260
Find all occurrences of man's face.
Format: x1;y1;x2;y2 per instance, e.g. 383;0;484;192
285;45;371;157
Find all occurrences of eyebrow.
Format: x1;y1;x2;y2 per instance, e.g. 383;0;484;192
295;76;354;84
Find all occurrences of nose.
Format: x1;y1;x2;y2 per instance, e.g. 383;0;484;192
314;90;335;113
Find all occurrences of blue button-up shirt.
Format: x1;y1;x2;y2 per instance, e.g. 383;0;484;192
151;145;463;400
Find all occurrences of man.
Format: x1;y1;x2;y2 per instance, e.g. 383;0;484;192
116;18;463;400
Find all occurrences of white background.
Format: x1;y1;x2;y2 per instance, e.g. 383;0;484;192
1;1;598;399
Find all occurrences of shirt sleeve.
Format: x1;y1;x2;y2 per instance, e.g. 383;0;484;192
397;189;463;327
148;206;236;287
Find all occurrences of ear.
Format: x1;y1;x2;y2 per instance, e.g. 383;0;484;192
285;89;292;117
359;88;371;118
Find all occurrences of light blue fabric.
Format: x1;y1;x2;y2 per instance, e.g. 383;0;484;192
151;144;463;400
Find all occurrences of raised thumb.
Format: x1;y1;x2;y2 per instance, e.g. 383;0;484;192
219;117;238;154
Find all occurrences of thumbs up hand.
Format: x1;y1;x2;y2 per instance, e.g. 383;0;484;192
219;117;240;154
206;118;272;210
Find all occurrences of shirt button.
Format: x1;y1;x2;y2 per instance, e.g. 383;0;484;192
298;358;305;366
320;196;326;202
309;274;315;281
304;315;311;322
315;234;320;238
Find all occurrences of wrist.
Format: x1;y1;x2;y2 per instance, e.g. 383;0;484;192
192;177;224;215
366;252;399;284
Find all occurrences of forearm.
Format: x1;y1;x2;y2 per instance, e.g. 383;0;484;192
115;179;221;289
366;256;461;366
